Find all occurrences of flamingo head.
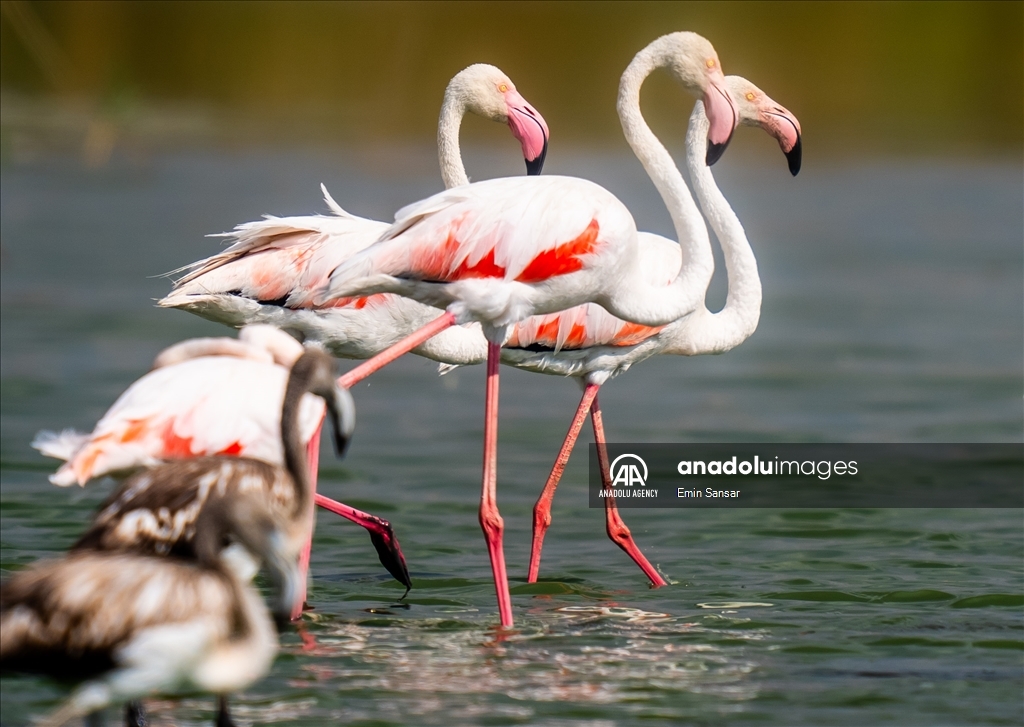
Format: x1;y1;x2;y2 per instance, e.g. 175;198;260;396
653;32;738;166
289;348;356;458
449;64;550;176
726;76;803;176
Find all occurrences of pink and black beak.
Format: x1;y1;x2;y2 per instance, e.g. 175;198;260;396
505;89;550;176
365;515;412;597
704;70;739;166
762;104;803;176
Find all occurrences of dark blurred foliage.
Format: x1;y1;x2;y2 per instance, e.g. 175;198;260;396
1;0;1021;155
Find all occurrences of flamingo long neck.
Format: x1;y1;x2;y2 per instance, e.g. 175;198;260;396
437;93;470;188
280;371;312;517
664;103;761;355
604;39;714;326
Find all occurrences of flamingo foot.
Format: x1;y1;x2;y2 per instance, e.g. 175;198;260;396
590;394;667;588
605;506;668;587
313;493;411;593
481;506;513;628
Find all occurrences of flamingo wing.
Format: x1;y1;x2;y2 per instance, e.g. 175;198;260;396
505;231;683;351
36;358;324;486
164;186;389;311
322;176;635;298
506;304;665;351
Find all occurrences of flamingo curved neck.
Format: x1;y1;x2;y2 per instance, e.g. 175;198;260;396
438;94;470;188
665;103;761;355
280;375;311;515
606;40;714;326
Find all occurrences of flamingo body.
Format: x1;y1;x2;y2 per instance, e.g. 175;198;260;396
35;356;325;487
319;175;644;335
1;551;279;727
161;193;475;361
160;63;550;356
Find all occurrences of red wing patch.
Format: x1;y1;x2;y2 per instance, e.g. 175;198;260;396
161;422;196;458
417;230;507;281
217;441;244;456
450;247;506;279
608;322;663;347
508;315;662;350
319;293;390;310
407;218;599;284
516;219;599;284
408;228;508;281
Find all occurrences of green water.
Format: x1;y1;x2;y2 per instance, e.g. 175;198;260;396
1;148;1022;725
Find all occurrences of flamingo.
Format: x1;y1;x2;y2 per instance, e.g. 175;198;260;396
501;76;802;582
13;349;349;727
32;326;411;608
314;32;740;627
156;63;549;359
386;76;799;586
1;474;301;727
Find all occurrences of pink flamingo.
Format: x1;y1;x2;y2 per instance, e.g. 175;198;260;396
157;63;549;355
32;326;410;614
502;76;801;582
407;76;799;586
315;32;740;627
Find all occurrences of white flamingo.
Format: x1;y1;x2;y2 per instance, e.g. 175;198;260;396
157;63;549;364
314;32;740;627
32;326;411;606
396;75;799;585
498;75;801;582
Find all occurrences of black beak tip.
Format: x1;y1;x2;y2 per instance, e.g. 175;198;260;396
370;529;412;591
706;139;730;167
332;431;351;458
525;138;548;176
786;136;802;176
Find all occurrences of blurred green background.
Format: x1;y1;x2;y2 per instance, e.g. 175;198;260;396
2;0;1021;157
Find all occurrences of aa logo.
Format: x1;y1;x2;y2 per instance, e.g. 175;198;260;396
610;453;647;487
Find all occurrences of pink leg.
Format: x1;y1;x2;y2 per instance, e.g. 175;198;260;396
528;383;600;583
591;396;668;587
338;312;456;388
481;341;514;628
292;418;323;619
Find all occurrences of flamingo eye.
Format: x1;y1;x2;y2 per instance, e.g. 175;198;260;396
746;92;755;101
705;58;715;69
498;83;509;93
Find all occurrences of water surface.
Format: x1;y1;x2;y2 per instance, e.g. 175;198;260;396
1;148;1021;725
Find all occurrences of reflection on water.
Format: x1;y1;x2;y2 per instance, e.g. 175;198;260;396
1;148;1021;725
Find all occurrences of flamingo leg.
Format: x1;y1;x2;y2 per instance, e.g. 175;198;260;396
590;396;668;587
338;311;456;388
292;418;323;619
527;383;600;583
481;341;514;627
